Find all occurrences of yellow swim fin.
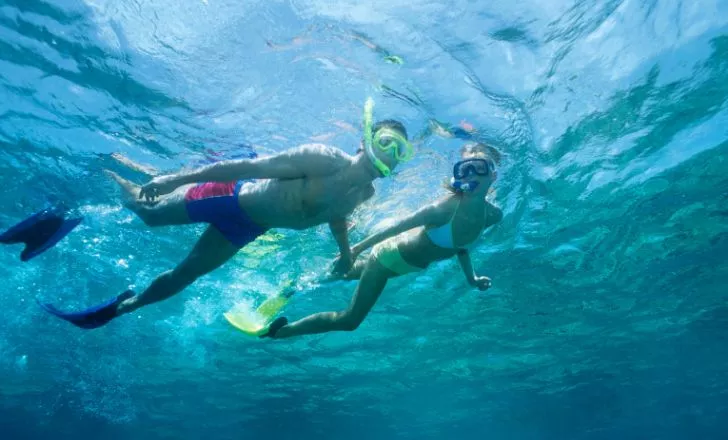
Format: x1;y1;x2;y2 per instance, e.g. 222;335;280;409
257;293;290;317
223;310;268;337
224;284;296;337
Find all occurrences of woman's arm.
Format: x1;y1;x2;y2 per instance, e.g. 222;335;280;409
351;203;444;256
456;249;491;291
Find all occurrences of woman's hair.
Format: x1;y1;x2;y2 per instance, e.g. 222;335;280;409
459;142;501;165
442;142;502;194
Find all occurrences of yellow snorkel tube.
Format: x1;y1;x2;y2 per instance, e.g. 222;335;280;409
363;97;413;177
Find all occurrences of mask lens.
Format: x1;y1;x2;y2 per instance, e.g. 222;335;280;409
374;130;413;162
472;161;489;175
377;135;397;150
454;159;494;179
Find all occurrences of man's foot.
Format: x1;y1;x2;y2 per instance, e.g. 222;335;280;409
110;152;159;176
104;170;142;205
259;316;288;339
37;290;135;329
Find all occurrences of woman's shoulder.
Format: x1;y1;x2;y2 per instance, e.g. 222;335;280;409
422;195;458;227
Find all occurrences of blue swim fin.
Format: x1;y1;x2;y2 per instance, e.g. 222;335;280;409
0;207;83;261
37;290;135;329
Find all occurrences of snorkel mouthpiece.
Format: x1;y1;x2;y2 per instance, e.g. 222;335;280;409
451;177;479;193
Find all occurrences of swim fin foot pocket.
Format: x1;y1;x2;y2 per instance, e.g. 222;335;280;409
38;290;135;329
260;316;288;339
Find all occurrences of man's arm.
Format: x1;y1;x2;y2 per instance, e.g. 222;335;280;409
329;218;353;275
139;144;346;201
179;144;343;183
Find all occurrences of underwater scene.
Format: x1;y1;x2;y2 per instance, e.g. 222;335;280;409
1;0;727;439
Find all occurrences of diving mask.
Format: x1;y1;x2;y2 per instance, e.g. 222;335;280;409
453;158;495;179
373;128;413;161
451;158;496;192
362;98;413;177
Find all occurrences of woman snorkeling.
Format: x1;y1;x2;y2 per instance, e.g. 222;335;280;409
262;142;503;338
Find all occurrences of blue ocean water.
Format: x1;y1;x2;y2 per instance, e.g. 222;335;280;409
1;0;728;439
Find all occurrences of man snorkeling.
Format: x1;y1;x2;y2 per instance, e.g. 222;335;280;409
261;142;502;339
39;99;414;330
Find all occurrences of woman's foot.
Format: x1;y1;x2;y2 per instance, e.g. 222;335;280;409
260;316;289;339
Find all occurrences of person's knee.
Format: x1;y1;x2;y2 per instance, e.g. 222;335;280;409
172;252;220;284
170;267;201;286
337;312;365;331
127;203;165;227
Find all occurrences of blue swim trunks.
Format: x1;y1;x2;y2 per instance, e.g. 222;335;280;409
184;180;267;247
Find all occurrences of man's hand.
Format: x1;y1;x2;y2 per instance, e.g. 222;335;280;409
331;253;354;277
471;275;492;291
139;175;180;202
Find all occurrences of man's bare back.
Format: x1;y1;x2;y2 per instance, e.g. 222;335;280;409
239;159;375;230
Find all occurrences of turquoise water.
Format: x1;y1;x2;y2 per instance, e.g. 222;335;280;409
1;0;728;438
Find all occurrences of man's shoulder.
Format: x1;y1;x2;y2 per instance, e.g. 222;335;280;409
297;143;348;155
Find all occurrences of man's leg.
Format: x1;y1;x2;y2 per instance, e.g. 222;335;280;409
273;258;394;338
106;170;191;226
110;153;160;176
117;226;239;315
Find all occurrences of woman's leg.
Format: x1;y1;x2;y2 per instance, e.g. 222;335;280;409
273;258;395;338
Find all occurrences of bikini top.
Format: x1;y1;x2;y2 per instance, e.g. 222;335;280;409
425;199;482;249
